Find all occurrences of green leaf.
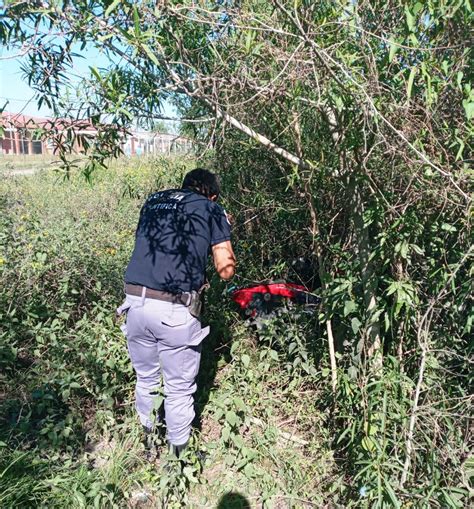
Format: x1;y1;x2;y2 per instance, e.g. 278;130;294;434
413;2;423;14
383;478;401;508
117;25;133;42
241;354;250;368
344;300;357;316
105;0;121;17
408;33;419;46
400;240;409;259
406;66;417;101
405;5;416;31
225;453;235;466
361;436;376;452
183;466;199;483
118;107;134;120
233;397;246;412
133;6;140;36
231;433;244;449
226;410;239;427
411;244;424;255
351;317;362;335
388;37;398;63
334;95;344;112
90;66;102;81
367;423;379;436
441;223;457;232
244;463;255;477
98;33;114;42
462;99;474;120
386;281;399;296
142;44;159;66
221;426;230;441
348;365;358;379
152;394;164;410
455;138;465;161
214;408;224;421
244;30;254;54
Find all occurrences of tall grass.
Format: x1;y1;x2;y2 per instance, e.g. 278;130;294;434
1;156;469;507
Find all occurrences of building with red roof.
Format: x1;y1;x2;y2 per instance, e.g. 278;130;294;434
1;111;194;157
0;111;98;155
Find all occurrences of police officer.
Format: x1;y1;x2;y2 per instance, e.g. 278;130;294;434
117;168;235;457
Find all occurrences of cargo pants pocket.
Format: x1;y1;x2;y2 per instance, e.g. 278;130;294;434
116;300;132;337
182;343;202;382
161;305;189;328
181;318;209;381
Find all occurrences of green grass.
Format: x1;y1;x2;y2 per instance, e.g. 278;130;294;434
0;154;63;173
0;158;338;508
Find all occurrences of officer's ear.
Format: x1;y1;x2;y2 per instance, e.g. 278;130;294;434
209;194;218;202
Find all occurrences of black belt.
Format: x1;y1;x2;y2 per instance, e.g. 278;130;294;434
124;284;191;306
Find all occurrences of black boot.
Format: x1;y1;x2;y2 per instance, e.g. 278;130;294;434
168;439;207;467
163;440;188;475
142;425;164;462
168;440;188;459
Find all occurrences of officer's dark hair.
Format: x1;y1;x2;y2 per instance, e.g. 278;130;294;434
182;168;221;199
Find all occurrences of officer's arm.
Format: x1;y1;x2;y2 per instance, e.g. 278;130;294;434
212;241;236;280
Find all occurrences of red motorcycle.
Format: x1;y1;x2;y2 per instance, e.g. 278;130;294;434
229;281;320;317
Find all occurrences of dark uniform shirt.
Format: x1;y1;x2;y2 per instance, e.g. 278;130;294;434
125;188;231;293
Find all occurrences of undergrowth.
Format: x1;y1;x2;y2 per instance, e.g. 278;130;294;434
0;156;471;508
0;158;337;508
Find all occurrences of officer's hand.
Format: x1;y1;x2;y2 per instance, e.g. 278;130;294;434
212;240;236;280
224;210;234;226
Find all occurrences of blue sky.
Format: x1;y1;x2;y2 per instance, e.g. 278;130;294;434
0;45;111;118
1;54;51;117
0;45;176;123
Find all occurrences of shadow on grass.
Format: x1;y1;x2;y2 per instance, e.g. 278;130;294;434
217;491;251;509
193;294;234;431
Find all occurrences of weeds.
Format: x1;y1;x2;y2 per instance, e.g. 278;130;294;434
0;157;470;507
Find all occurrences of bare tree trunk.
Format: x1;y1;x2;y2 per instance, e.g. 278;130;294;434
347;168;382;365
323;107;382;365
293;110;338;392
400;329;428;487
